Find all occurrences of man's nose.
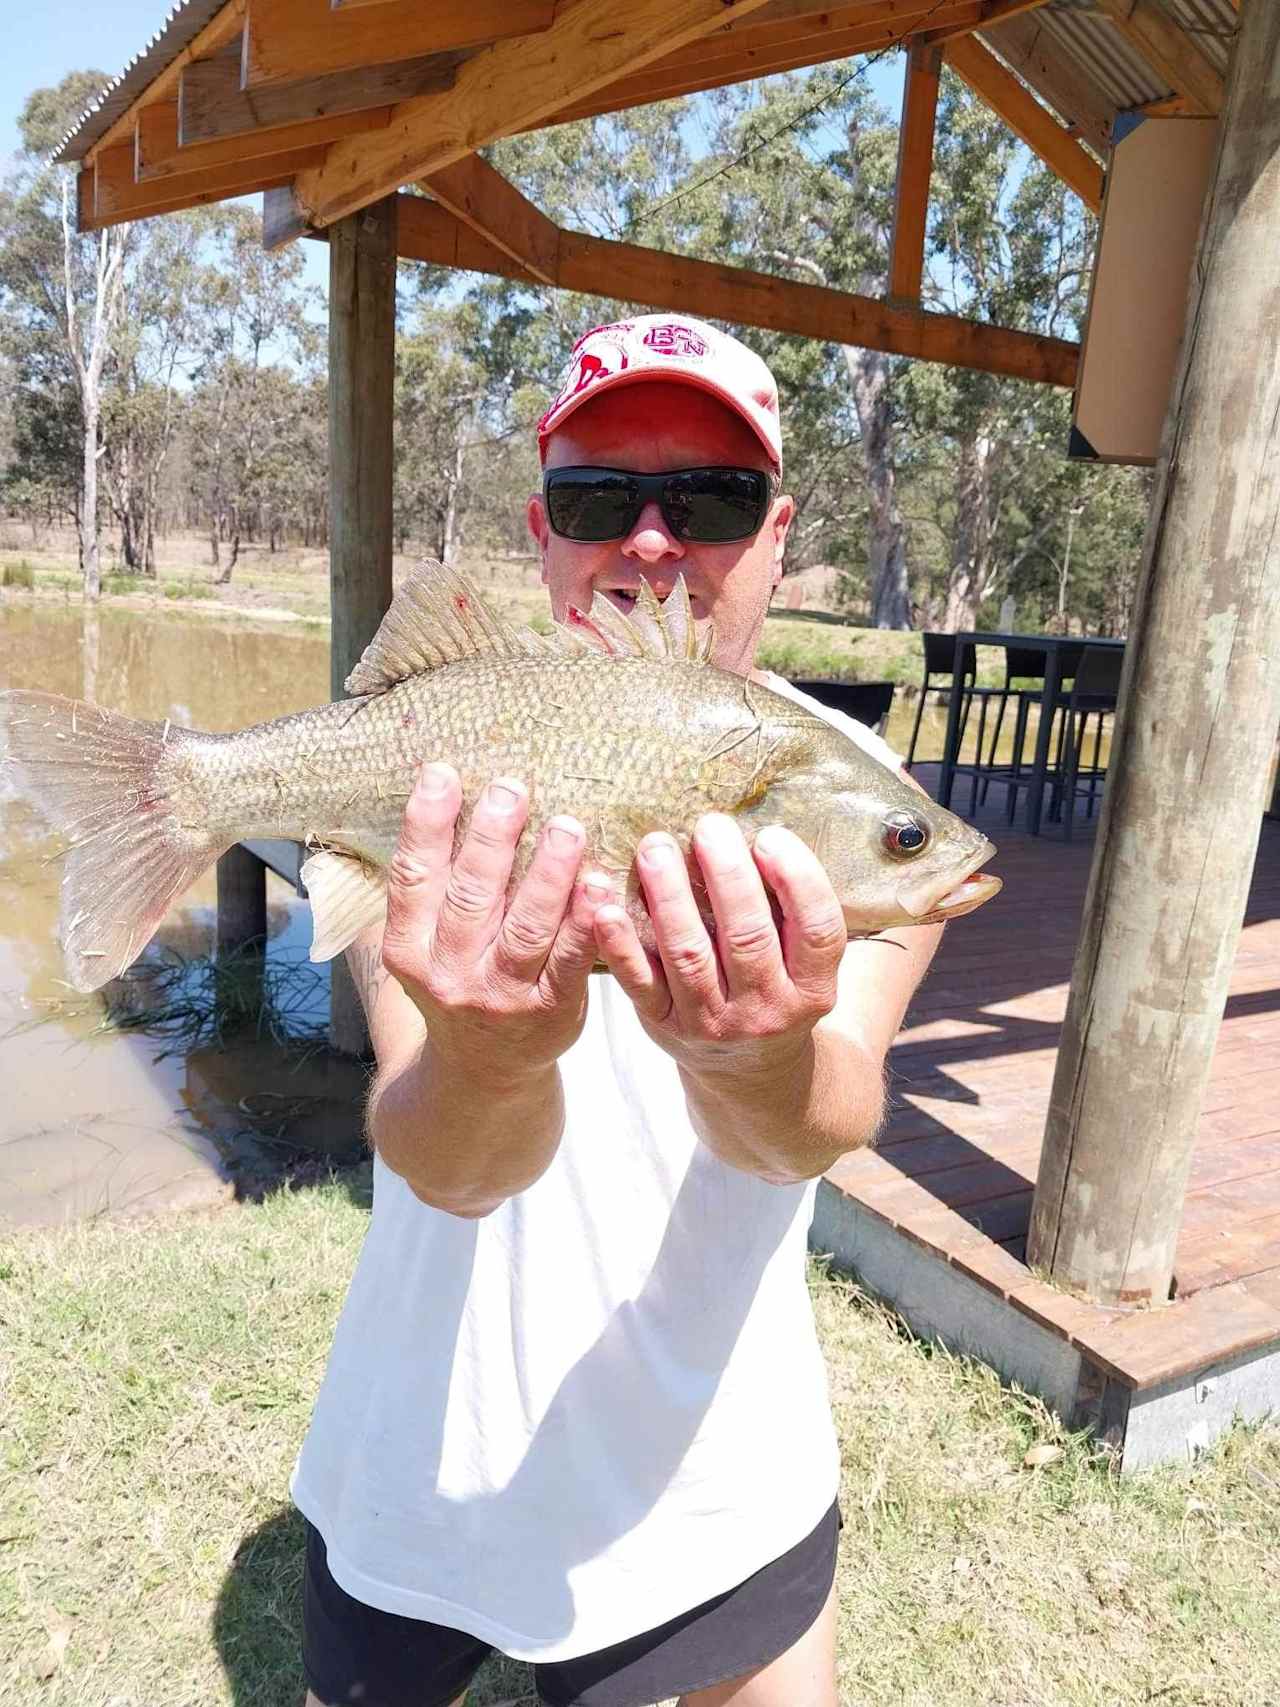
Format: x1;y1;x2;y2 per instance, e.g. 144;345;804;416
621;501;685;565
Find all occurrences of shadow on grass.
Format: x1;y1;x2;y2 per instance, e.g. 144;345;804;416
212;1507;539;1706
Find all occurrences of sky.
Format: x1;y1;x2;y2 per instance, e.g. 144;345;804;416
3;0;905;304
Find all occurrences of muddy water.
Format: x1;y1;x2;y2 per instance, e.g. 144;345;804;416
0;602;338;1225
0;598;1046;1224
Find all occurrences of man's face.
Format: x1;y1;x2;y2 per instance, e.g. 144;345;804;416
526;382;794;678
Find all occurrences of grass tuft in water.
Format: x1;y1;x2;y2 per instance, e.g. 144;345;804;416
1;558;36;589
102;944;330;1058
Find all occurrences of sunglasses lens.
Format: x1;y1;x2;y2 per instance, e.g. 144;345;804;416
545;472;639;541
666;469;769;541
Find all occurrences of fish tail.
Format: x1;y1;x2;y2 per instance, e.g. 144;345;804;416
0;690;231;993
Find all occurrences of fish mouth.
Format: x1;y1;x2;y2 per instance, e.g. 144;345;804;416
900;837;1003;924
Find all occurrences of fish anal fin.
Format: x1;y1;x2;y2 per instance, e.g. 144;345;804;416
301;851;389;962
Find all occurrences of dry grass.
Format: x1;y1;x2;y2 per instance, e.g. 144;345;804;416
3;1181;1279;1706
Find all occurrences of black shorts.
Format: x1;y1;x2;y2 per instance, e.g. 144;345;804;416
302;1501;840;1707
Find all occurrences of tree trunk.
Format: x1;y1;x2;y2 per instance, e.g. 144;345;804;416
844;347;911;629
1027;0;1280;1307
81;396;101;601
943;431;995;630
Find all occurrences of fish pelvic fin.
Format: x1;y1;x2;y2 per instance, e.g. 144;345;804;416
344;561;716;698
300;850;388;962
0;690;229;993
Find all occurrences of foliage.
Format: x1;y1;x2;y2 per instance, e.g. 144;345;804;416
0;63;1152;635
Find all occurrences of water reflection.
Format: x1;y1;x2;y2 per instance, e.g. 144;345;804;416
0;602;346;1226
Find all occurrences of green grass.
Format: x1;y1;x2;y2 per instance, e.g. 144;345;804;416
3;1187;1279;1706
162;578;217;600
1;559;35;590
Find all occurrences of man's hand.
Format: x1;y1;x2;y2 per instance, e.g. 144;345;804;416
366;762;614;1216
380;763;613;1077
591;813;845;1079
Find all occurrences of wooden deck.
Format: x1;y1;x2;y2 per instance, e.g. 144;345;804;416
818;764;1280;1442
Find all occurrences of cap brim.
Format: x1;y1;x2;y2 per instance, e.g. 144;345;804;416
539;366;781;468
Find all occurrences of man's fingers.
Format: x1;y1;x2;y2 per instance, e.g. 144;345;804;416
592;903;672;1023
692;813;784;999
383;763;462;961
490;816;587;983
540;869;619;998
635;833;724;1019
751;825;846;995
433;778;529;965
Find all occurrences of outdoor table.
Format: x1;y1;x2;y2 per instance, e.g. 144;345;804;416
936;631;1127;836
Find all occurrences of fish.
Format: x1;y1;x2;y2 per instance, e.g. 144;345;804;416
0;560;1001;995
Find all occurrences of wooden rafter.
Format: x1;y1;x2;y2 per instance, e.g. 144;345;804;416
421;155;560;285
889;40;942;305
82;0;245;164
334;190;1079;387
135;93;393;180
982;13;1116;156
919;0;1050;46
86;138;324;229
242;0;554;88
545;1;996;128
289;0;780;230
179;39;464;145
945;35;1104;211
1093;0;1225;116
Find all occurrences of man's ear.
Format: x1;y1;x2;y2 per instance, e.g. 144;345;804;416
527;493;551;582
770;493;795;589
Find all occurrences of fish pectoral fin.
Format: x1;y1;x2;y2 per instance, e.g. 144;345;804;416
301;851;389;962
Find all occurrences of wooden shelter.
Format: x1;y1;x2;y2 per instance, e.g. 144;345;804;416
52;0;1280;1469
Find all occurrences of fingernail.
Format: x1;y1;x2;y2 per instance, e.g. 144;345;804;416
582;871;613;902
546;819;582;852
641;838;675;870
754;825;788;856
487;781;522;812
418;764;451;798
697;814;740;854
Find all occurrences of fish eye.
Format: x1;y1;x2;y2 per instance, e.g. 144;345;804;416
883;811;930;859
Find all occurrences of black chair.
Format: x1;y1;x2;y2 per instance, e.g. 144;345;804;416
905;632;977;768
792;679;895;737
1051;645;1123;840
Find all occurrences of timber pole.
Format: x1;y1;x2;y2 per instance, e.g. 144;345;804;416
327;195;397;1057
1027;3;1280;1309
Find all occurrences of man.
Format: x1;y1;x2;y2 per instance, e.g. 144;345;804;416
295;316;943;1707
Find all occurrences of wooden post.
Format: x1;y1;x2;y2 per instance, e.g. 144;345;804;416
327;194;396;1057
216;844;269;958
1027;3;1280;1308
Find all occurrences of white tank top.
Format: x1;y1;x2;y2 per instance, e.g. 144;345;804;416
291;682;900;1661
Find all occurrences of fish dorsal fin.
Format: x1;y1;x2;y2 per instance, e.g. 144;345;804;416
555;575;716;663
345;560;545;696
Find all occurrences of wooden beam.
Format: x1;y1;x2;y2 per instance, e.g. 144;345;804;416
945;35;1105;212
420;156;560;285
180;39;464;144
889;40;942;304
543;2;994;128
290;0;779;230
326;194;396;1058
386;194;1079;387
920;0;1050;45
79;0;246;165
135;93;392;180
88;138;323;229
243;0;554;88
1093;0;1225;116
982;11;1116;156
1028;0;1280;1307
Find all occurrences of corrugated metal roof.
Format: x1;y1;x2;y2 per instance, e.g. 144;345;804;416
50;0;228;164
1041;0;1172;111
1163;0;1238;77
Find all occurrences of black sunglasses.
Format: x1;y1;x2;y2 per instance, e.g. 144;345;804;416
542;465;772;544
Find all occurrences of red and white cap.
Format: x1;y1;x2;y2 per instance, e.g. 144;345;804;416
537;314;782;469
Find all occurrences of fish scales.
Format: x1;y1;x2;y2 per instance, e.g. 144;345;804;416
0;562;1001;994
